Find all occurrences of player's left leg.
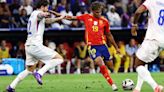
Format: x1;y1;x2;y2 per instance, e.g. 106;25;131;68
35;53;63;84
32;45;63;85
99;45;118;91
134;40;163;92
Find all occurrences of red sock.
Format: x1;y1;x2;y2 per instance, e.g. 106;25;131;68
100;65;113;85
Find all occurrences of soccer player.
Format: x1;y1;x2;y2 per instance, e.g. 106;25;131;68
66;1;119;91
6;0;65;92
131;0;164;92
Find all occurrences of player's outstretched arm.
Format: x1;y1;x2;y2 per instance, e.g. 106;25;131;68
45;15;65;24
37;12;50;20
131;5;147;36
65;15;77;20
48;10;62;17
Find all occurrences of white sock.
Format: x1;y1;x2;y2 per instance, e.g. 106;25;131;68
135;75;144;91
136;66;158;90
96;67;100;73
10;69;31;89
38;59;63;76
66;62;71;74
77;68;81;74
57;65;61;74
49;67;55;74
135;64;148;91
90;69;96;74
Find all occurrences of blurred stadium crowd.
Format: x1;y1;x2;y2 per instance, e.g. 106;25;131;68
0;0;164;74
0;0;148;28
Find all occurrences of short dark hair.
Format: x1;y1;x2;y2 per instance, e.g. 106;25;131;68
91;1;104;11
36;0;49;8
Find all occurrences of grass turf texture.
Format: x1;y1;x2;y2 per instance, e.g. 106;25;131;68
0;73;164;92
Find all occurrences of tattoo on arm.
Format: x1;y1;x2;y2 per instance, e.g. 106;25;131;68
37;13;49;21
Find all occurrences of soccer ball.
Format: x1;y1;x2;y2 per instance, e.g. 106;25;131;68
122;79;134;90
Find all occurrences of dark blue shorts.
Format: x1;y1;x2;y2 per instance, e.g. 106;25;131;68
88;44;110;61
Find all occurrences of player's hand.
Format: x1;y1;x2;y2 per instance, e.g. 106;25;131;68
65;15;72;19
59;15;66;19
131;24;138;36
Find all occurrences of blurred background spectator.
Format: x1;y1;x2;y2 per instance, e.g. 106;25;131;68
18;8;29;27
73;40;95;74
56;43;70;74
0;40;10;63
0;0;11;28
0;0;147;28
19;0;33;16
111;41;130;73
125;38;138;72
107;5;121;27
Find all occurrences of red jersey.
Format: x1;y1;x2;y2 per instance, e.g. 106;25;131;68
76;14;110;45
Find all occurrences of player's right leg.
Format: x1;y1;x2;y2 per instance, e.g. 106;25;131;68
6;48;37;92
89;45;118;91
6;66;36;92
94;56;118;91
134;40;163;92
6;67;34;92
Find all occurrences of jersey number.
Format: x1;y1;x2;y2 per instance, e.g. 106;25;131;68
92;26;98;32
158;9;164;25
27;21;32;35
28;21;31;31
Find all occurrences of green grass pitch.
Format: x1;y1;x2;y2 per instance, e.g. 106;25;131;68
0;73;164;92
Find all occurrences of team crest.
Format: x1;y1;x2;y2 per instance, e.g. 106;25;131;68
94;21;98;25
88;18;93;21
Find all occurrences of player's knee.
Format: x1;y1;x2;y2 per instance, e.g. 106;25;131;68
53;53;63;60
134;58;145;69
95;57;104;66
27;65;36;72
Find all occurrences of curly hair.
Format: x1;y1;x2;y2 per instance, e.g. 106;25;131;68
91;1;104;11
36;0;49;8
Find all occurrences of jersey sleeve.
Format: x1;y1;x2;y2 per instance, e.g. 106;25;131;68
105;20;110;33
76;14;88;22
142;0;151;9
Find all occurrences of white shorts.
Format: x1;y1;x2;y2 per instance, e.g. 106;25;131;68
136;39;163;63
25;45;58;65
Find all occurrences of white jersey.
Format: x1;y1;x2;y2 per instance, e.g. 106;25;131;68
25;10;45;45
143;0;164;42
